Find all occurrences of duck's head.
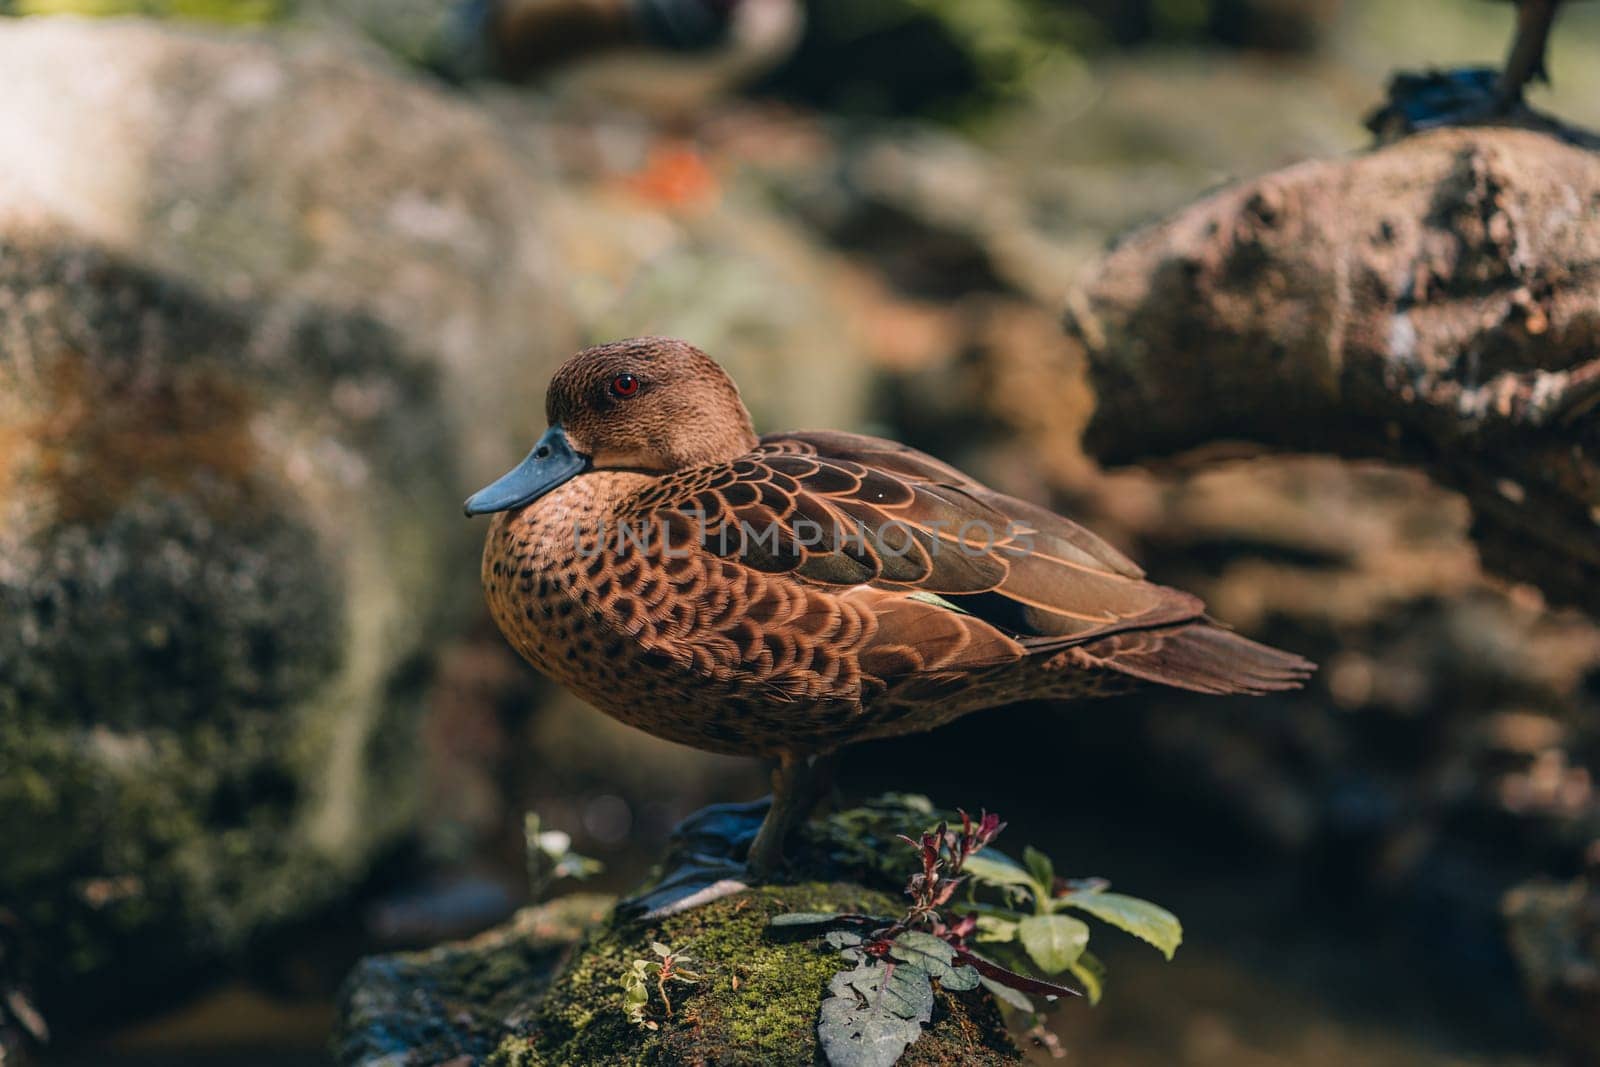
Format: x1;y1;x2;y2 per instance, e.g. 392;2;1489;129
463;337;759;516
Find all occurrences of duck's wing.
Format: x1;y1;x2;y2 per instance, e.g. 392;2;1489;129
756;432;1312;692
765;433;1314;691
627;430;1311;694
743;431;1200;639
763;430;1149;579
1046;623;1314;695
639;430;1196;645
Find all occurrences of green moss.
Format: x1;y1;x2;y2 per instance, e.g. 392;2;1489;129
336;800;1022;1066
333;894;613;1067
0;237;462;1028
498;882;1018;1066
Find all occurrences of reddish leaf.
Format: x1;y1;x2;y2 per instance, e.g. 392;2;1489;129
942;914;977;941
930;876;963;907
951;948;1082;1001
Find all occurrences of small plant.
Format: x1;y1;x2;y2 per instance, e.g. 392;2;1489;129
524;812;603;902
770;809;1180;1067
622;941;703;1030
960;846;1181;1006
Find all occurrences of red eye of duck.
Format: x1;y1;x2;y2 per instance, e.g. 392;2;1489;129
610;373;640;398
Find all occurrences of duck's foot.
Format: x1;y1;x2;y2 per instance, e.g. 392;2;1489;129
672;797;774;845
616;754;837;921
619;857;752;920
1364;68;1598;148
1365;68;1522;141
616;798;771;921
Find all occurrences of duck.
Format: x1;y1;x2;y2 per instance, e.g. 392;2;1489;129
1367;0;1577;140
465;338;1313;901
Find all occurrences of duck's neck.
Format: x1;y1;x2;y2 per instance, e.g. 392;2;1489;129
658;422;759;470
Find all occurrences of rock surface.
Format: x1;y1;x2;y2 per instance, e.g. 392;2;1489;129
0;14;878;1032
1504;861;1600;1067
0;232;460;1024
1070;126;1600;617
335;892;614;1067
334;800;1022;1067
0;16;566;1023
0;15;575;482
339;885;1019;1067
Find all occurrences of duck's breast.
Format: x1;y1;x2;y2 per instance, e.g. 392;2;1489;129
481;473;882;755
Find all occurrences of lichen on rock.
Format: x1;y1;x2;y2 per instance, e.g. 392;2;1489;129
0;233;463;1026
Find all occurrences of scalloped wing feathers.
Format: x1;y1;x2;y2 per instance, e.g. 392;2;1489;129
611;430;1307;694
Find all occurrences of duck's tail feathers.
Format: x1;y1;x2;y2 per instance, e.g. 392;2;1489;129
1067;621;1315;696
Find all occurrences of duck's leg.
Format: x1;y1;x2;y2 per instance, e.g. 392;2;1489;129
1365;0;1565;140
1498;0;1561;108
746;751;834;878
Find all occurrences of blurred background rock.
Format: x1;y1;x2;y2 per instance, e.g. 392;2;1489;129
0;0;1596;1064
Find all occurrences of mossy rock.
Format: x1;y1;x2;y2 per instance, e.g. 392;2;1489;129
520;882;1020;1066
335;893;617;1066
0;14;563;1028
336;798;1023;1066
336;884;1020;1067
0;233;464;1026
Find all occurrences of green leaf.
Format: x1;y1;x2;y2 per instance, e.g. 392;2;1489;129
1066;949;1107;1005
890;931;979;992
1023;847;1056;895
770;912;856;928
907;590;971;615
826;930;864;951
525;813;603;899
818;959;934;1067
622;961;651;1025
14;0;286;24
889;930;954;958
1016;914;1089;974
1059;892;1183;960
961;853;1035;890
551;851;604;881
650;942;674;958
974;915;1018;943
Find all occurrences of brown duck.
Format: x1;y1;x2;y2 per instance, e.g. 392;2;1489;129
466;338;1313;880
1366;0;1581;138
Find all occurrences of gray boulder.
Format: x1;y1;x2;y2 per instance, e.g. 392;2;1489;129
0;15;574;1023
0;230;461;1022
0;15;876;1032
